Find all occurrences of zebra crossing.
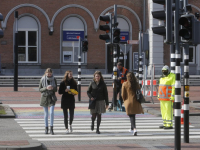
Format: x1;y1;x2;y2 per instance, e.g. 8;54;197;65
15;117;200;141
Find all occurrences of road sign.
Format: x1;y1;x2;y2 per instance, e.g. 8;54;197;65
127;40;139;44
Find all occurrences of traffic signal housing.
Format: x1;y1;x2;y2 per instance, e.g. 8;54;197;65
151;0;173;44
179;14;200;45
112;28;120;43
0;13;4;38
99;13;112;43
82;40;88;52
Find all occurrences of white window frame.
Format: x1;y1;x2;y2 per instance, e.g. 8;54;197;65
18;29;38;63
62;41;84;63
181;46;195;64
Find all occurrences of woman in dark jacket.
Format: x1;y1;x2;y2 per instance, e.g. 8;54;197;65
58;70;77;134
87;71;109;134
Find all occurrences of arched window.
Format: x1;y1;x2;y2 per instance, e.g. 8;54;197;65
62;17;85;63
17;16;38;63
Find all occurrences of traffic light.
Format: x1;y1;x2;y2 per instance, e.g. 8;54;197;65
0;13;4;38
179;14;200;45
112;28;120;43
82;40;88;52
151;0;173;44
99;13;112;43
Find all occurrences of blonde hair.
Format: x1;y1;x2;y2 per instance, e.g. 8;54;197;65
43;68;52;76
93;71;104;82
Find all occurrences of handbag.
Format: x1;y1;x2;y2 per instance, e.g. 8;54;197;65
136;89;145;103
88;97;96;109
51;94;57;102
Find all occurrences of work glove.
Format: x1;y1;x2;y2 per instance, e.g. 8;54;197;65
170;96;174;101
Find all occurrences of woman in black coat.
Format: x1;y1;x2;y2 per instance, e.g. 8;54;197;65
58;70;77;134
87;71;109;134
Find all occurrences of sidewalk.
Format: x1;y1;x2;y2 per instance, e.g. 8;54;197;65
0;86;200;150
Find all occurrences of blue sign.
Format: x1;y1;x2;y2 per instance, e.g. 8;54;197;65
63;31;84;41
120;32;129;42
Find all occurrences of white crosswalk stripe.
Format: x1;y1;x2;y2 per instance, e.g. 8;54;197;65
15;117;200;141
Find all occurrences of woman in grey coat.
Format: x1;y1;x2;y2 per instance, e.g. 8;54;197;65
39;68;57;135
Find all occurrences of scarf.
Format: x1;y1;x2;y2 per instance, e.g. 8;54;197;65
41;75;56;88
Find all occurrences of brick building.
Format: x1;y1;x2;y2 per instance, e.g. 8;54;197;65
0;0;200;75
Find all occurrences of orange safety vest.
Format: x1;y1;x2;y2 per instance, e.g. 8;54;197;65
121;67;128;84
158;84;172;101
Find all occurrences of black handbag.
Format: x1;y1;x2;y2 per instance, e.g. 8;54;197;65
136;89;145;103
88;97;96;109
52;94;57;102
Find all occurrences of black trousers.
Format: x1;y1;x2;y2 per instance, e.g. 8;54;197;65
63;108;74;129
129;114;136;130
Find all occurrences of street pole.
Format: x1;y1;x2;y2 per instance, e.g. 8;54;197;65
174;0;181;149
78;37;82;101
14;11;18;91
138;31;143;87
170;44;176;73
183;0;189;143
124;44;127;68
113;44;117;111
183;44;189;143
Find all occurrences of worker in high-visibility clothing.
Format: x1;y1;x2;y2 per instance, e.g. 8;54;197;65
158;65;175;129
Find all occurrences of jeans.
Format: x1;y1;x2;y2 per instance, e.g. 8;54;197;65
43;106;55;127
129;114;136;130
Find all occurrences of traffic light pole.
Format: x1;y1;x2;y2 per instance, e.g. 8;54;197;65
170;44;176;73
14;11;18;91
112;44;117;111
78;37;82;101
183;44;189;143
174;0;181;149
138;32;143;87
183;0;189;143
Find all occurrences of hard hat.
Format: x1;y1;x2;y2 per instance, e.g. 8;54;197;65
162;65;169;71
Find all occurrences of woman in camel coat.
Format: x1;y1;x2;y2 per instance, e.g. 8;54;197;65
121;72;144;136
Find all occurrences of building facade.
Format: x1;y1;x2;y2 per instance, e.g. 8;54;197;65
0;0;200;75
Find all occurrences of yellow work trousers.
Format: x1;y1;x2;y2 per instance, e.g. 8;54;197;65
160;101;173;127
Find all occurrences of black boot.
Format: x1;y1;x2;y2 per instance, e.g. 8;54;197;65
50;126;54;135
45;127;48;134
96;117;101;134
91;117;94;131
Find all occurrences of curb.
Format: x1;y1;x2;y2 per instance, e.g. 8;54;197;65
0;140;44;150
0;104;15;118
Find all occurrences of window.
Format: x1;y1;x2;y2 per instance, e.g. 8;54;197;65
181;46;195;63
62;41;84;63
18;31;38;62
62;17;85;64
17;16;38;63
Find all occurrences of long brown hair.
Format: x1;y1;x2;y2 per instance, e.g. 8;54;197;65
43;68;53;76
63;70;77;86
126;72;139;91
93;71;104;82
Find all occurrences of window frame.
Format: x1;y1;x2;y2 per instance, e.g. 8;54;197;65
18;29;38;63
181;46;195;64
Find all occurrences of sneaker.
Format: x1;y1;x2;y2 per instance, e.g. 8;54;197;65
66;129;69;134
133;129;137;136
164;126;173;129
70;125;73;132
129;129;133;133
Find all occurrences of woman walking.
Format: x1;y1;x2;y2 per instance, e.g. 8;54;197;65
39;68;57;135
59;70;77;134
87;71;109;134
121;72;144;136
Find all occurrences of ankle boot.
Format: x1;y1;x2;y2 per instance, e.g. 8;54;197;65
50;126;54;135
96;119;101;134
45;127;48;134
